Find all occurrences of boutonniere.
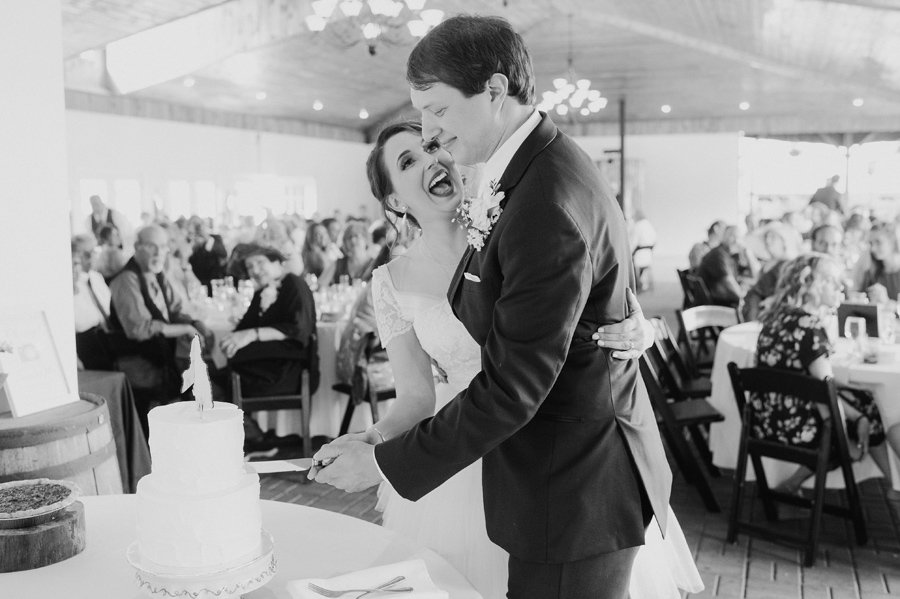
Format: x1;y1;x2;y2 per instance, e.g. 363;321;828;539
454;179;505;251
259;284;278;313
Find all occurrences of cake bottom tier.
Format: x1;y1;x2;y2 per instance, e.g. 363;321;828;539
136;467;261;569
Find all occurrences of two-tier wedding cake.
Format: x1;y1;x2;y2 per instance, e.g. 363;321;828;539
135;400;262;570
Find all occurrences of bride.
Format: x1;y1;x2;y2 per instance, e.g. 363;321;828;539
337;120;703;598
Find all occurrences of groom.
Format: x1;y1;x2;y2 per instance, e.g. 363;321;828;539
313;15;672;598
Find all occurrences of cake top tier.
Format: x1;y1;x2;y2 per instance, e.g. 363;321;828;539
147;402;246;495
150;401;241;425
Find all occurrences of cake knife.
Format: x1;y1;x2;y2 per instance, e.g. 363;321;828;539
247;457;334;474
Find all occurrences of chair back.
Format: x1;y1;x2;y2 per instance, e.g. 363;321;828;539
684;272;713;306
679;305;740;333
650;317;696;385
677;269;696;307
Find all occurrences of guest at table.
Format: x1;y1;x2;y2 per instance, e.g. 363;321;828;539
689;220;725;270
301;222;334;278
754;253;895;494
159;221;200;306
256;217;304;276
859;222;900;305
72;237;114;371
108;225;212;426
93;224;129;281
741;227;789;322
321;221;375;286
187;216;227;293
697;225;745;308
218;247;317;398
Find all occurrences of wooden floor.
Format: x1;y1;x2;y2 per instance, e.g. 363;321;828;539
259;280;900;598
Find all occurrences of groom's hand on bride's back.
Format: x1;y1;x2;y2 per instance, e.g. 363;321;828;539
591;288;654;360
308;440;383;492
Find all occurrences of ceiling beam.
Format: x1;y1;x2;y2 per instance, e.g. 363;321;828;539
548;0;900;106
64;0;310;95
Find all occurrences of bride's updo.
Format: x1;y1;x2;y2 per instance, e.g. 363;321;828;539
366;120;423;231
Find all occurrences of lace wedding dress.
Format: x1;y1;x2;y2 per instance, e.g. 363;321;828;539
371;249;703;599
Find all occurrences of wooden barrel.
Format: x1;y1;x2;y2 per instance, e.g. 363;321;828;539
0;393;123;495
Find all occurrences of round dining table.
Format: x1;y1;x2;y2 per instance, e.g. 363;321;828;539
4;495;482;599
708;321;896;489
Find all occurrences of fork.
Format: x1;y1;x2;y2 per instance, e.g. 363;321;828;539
307;575;409;597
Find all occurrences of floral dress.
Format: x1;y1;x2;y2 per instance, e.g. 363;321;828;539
753;306;884;450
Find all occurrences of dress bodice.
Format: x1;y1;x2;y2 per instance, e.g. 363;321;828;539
371;265;481;408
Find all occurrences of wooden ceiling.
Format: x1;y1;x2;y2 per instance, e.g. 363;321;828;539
61;0;900;139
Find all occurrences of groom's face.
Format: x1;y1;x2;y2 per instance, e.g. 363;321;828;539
411;83;499;167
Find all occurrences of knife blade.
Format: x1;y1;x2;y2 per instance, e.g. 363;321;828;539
247;457;334;474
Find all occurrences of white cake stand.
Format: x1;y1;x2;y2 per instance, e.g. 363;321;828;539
126;530;276;599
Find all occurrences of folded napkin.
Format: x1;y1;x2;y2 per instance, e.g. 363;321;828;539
287;558;448;599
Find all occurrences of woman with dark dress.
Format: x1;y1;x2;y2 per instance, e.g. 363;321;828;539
754;253;895;493
218;247;316;397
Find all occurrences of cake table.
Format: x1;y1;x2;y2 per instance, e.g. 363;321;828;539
3;495;483;599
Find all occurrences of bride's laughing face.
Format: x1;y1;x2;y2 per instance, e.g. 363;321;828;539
385;131;463;223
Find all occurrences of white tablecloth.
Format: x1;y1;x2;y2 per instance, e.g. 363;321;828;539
708;321;896;489
3;496;482;599
207;319;382;439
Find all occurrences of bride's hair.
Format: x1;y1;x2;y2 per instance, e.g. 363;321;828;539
366;120;423;236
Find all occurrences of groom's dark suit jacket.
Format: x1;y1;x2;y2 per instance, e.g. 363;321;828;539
375;112;672;563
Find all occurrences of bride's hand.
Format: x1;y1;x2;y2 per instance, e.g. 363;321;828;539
592;288;653;360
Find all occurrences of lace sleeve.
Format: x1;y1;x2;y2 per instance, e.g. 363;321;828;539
372;267;414;347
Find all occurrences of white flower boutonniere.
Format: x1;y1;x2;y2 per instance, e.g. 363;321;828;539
454;179;505;251
259;285;278;313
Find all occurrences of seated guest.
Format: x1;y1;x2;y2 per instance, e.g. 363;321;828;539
860;222;900;304
697;225;744;308
159;221;201;305
256;217;304;276
187;216;227;293
321;221;375;286
810;224;844;257
301;222;334;278
108;225;212;427
218;247;316;398
688;220;724;270
741;228;788;322
755;253;896;494
93;224;129;281
71;237;114;370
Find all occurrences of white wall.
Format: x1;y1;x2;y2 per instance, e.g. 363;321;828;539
574;132;741;280
0;0;79;401
65;111;376;229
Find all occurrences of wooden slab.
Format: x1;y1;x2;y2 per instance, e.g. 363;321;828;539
0;501;86;573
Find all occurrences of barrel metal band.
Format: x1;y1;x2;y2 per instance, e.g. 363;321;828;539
0;441;116;483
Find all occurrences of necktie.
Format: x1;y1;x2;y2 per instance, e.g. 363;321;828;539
147;276;169;321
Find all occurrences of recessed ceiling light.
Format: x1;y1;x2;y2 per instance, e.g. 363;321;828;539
359;109;369;119
739;101;750;110
183;77;195;88
256;91;267;100
661;104;671;114
313;100;323;111
853;98;864;107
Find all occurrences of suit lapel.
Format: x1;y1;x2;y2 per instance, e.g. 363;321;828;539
447;245;476;308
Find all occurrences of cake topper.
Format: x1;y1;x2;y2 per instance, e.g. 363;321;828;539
181;335;213;413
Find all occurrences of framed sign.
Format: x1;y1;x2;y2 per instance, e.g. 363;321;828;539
0;311;79;417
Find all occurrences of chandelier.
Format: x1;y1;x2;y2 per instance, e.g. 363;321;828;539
306;0;444;55
536;15;607;118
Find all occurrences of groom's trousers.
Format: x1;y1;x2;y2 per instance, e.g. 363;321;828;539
506;546;641;599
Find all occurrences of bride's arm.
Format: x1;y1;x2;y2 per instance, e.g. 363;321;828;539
367;329;437;442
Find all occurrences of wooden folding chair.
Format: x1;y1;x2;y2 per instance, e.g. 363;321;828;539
726;363;868;566
232;333;318;459
677;269;696;309
651;317;712;399
639;354;725;512
332;332;396;436
677;305;741;375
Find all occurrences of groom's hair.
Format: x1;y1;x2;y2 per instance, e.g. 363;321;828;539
407;15;534;106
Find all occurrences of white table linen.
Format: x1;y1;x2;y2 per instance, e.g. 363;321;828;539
708;321;892;489
288;558;449;599
3;496;481;599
